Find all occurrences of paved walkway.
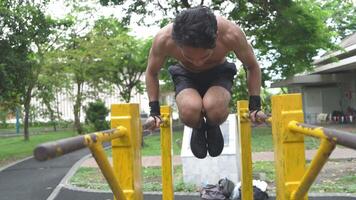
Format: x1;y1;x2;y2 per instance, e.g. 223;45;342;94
81;147;356;168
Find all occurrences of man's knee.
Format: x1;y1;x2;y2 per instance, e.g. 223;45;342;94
203;96;229;125
178;101;203;128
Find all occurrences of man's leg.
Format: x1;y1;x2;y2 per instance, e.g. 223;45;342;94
203;86;231;156
176;88;203;128
176;88;207;158
203;86;231;125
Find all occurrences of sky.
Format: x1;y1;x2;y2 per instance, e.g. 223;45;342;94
47;0;161;39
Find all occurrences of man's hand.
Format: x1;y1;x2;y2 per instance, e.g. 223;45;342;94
144;116;162;131
249;110;268;124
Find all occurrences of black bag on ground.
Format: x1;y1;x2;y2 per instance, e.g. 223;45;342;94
200;184;226;200
218;177;235;198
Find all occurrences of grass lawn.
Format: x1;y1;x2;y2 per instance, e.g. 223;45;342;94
142;131;183;156
70;166;196;192
252;127;320;152
253;160;356;194
0;131;76;167
71;160;356;194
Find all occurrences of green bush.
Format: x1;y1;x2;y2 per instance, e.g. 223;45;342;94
85;100;109;131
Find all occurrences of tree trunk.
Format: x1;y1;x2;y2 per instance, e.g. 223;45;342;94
73;82;83;134
23;86;33;141
44;100;57;132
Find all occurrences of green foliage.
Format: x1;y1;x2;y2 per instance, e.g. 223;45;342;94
84;100;109;131
89;17;151;102
0;0;72;139
100;0;355;82
230;68;249;112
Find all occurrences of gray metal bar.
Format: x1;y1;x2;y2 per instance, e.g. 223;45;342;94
34;129;117;161
34;120;154;162
34;135;86;161
298;123;356;150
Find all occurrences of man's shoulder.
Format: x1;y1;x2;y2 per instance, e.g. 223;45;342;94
155;24;173;43
217;17;244;49
152;24;176;55
217;16;242;37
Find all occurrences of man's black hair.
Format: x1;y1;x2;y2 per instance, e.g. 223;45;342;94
172;6;217;49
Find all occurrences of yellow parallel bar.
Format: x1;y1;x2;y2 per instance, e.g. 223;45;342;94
160;106;174;200
288;121;327;140
111;104;143;200
89;144;127;200
291;139;336;200
271;94;307;200
237;101;253;200
84;127;128;146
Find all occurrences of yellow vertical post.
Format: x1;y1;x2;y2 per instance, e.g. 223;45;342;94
111;104;143;200
271;94;307;200
160;106;174;200
237;101;253;200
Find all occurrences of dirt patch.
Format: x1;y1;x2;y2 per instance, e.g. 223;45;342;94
314;159;356;184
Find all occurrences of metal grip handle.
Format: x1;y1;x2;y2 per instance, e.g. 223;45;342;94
34;135;86;161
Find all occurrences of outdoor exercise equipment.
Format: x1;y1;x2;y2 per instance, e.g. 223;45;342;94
34;93;356;200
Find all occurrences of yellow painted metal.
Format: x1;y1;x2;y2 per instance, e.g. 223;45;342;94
271;94;307;200
84;127;128;146
160;106;174;200
290;139;336;200
89;143;127;200
237;101;253;200
288;121;328;140
82;127;128;200
111;104;143;200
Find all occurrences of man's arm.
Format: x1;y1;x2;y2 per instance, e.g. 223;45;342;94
145;33;167;129
231;24;266;122
145;40;166;102
232;27;261;97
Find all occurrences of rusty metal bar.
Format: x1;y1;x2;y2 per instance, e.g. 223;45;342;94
34;127;126;161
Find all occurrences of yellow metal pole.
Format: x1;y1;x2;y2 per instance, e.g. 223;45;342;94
111;104;143;200
290;139;336;200
160;106;174;200
271;94;307;200
237;101;253;200
88;143;127;200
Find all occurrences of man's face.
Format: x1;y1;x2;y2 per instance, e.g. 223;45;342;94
179;46;213;67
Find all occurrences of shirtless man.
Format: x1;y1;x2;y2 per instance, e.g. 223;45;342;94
145;6;266;159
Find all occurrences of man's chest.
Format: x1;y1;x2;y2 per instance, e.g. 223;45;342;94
169;48;228;72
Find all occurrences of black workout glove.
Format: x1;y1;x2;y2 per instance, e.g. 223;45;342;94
149;101;160;116
249;95;261;113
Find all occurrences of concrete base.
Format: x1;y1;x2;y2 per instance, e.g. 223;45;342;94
181;114;241;185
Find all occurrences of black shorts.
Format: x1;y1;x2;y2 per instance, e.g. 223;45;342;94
168;61;237;97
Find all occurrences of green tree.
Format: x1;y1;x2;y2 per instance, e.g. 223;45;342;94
35;55;70;131
89;17;151;103
230;68;249;112
0;0;70;140
100;0;355;82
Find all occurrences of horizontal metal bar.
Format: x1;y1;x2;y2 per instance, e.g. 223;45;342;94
34;128;121;161
289;121;356;150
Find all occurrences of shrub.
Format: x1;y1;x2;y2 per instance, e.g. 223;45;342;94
85;100;109;131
